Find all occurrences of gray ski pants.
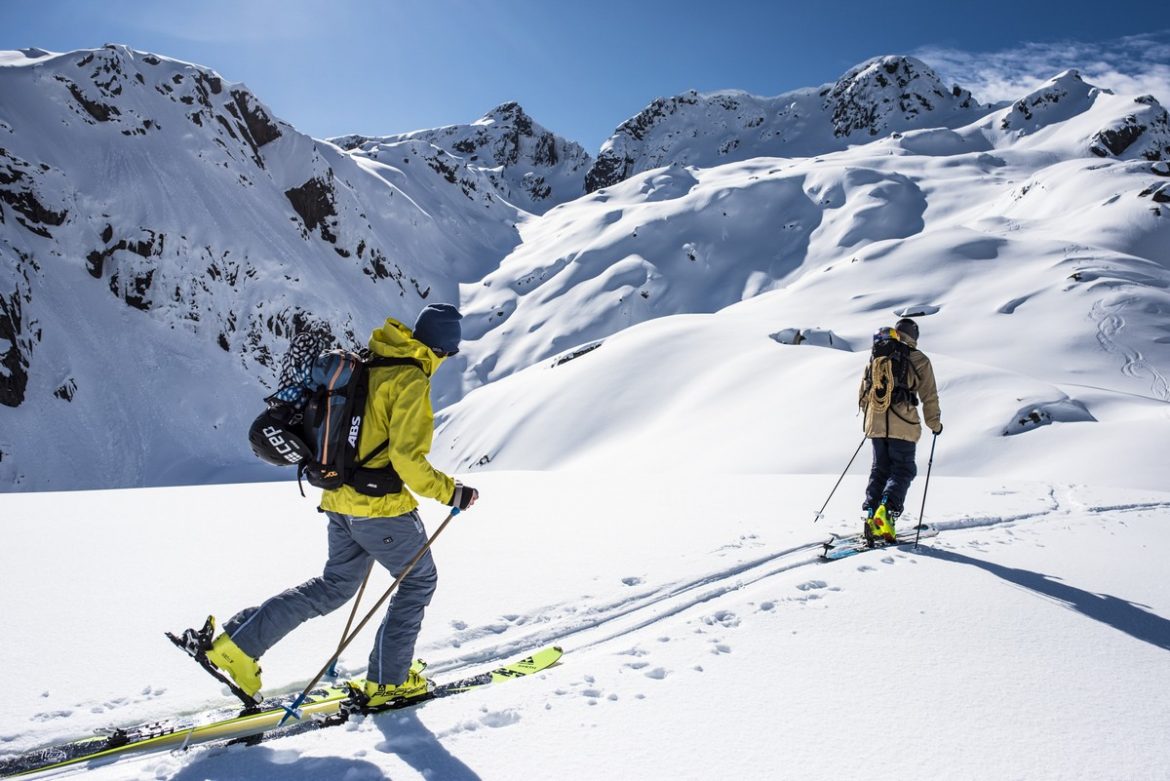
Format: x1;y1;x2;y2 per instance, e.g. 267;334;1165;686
222;509;437;685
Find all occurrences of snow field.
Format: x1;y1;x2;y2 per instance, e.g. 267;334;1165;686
2;473;1168;779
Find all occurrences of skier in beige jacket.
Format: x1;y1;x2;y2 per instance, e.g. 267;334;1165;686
857;317;942;542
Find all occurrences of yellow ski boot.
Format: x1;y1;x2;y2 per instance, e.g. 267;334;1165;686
346;660;430;710
204;621;263;700
865;504;898;545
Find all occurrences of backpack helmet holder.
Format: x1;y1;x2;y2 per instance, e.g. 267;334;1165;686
248;405;314;467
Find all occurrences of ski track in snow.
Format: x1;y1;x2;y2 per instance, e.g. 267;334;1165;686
422;489;1170;677
1091;299;1170;402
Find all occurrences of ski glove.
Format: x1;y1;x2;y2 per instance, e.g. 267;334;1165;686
450;482;479;510
932;424;943;436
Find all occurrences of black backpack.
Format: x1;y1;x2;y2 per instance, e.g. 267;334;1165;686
862;327;918;413
248;334;421;496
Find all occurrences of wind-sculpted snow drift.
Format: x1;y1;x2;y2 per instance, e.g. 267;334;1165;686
1;47;1168;490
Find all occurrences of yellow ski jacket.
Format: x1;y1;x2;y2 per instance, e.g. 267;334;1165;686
318;317;456;518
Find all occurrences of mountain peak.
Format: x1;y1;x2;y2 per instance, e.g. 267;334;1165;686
481;101;530;124
334;104;591;214
823;54;981;138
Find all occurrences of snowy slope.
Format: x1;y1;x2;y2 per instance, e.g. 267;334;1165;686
2;475;1168;780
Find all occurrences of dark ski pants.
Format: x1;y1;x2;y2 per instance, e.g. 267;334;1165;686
222;510;437;685
864;437;918;514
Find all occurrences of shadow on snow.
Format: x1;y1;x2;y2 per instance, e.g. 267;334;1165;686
164;706;480;780
916;546;1170;651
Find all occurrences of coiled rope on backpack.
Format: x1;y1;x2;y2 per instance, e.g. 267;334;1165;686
866;356;896;414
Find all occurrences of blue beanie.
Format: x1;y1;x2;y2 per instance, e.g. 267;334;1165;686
413;303;462;355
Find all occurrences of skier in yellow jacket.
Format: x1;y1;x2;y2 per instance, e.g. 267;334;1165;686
194;304;478;709
858;317;942;544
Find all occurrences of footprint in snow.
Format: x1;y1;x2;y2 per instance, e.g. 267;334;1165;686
797;580;828;591
31;710;73;722
479;710;521;728
440;710;521;737
644;667;668;680
622;576;644;586
702;610;740;628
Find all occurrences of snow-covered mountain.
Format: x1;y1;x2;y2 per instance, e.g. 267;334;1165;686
332;102;593;215
583;56;990;192
2;46;1169;493
0;45;543;489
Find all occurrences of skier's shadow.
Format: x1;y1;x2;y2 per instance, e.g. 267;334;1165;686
373;707;482;781
160;707;479;780
916;546;1170;651
167;746;388;780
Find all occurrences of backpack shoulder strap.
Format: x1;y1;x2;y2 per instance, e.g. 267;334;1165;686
351;357;425;468
365;356;424;371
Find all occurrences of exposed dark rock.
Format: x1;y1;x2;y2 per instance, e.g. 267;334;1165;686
585;150;634;193
0;288;29;408
426;153;460;184
109;268;154;310
54;378;77;401
532;133;559;166
229;89;282;148
363;247;393;281
214;113;239;141
825;56;958;138
86;249;104;278
57;76;121;122
285;175;339;242
0;150;68;237
523;174;551;200
86;230;162;309
1092;115;1147;156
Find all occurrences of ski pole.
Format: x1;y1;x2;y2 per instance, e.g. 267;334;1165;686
279;507;461;725
914;432;938;547
326;560;375;679
812;436;867;523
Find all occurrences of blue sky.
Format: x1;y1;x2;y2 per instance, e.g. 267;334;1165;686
3;0;1168;151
